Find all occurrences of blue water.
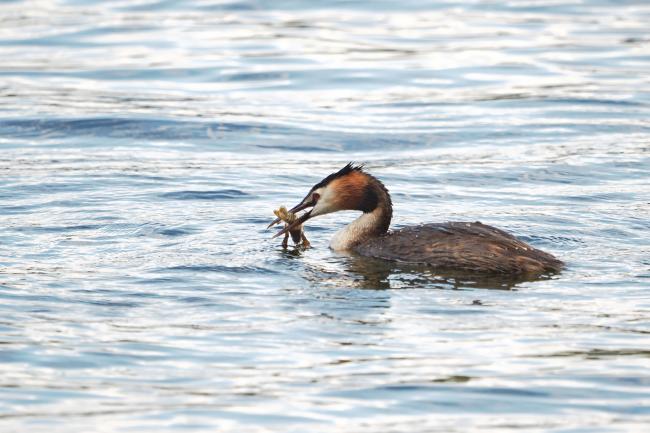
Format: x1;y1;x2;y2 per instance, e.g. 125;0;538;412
1;1;649;432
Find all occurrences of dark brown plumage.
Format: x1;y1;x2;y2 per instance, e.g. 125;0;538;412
354;221;563;275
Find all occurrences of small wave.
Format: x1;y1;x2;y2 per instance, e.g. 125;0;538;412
160;189;252;200
0;117;290;141
162;264;278;274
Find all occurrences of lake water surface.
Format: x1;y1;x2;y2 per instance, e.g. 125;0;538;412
1;1;649;432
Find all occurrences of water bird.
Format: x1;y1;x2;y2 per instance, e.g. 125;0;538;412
268;163;563;275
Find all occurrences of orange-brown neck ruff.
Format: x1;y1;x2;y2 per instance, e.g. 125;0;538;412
330;171;371;211
329;171;392;244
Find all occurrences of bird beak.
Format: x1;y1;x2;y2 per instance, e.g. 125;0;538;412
271;209;313;239
266;197;315;229
267;195;316;238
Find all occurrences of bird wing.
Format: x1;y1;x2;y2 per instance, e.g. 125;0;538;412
354;222;563;275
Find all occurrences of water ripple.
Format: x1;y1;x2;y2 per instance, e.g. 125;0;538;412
1;1;649;432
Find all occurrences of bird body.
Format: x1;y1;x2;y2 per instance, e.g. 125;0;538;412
354;221;562;275
270;163;563;276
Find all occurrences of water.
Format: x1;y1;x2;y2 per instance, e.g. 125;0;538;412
1;0;649;431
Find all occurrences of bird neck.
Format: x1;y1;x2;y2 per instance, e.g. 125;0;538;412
330;183;392;251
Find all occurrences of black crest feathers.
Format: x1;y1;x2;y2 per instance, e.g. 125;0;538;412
310;162;365;192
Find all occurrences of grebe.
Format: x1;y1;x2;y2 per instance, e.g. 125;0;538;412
269;163;563;275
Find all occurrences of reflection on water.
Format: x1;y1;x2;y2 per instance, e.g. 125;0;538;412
299;252;546;290
1;0;650;432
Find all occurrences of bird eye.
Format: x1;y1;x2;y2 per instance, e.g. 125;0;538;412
312;193;320;202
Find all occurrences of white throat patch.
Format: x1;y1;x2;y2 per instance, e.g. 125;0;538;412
329;210;382;251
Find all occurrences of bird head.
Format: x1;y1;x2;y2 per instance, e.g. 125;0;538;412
268;163;384;238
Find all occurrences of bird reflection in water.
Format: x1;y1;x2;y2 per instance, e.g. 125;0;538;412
281;247;547;291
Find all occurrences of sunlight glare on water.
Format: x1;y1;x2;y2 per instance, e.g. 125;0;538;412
0;0;649;432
